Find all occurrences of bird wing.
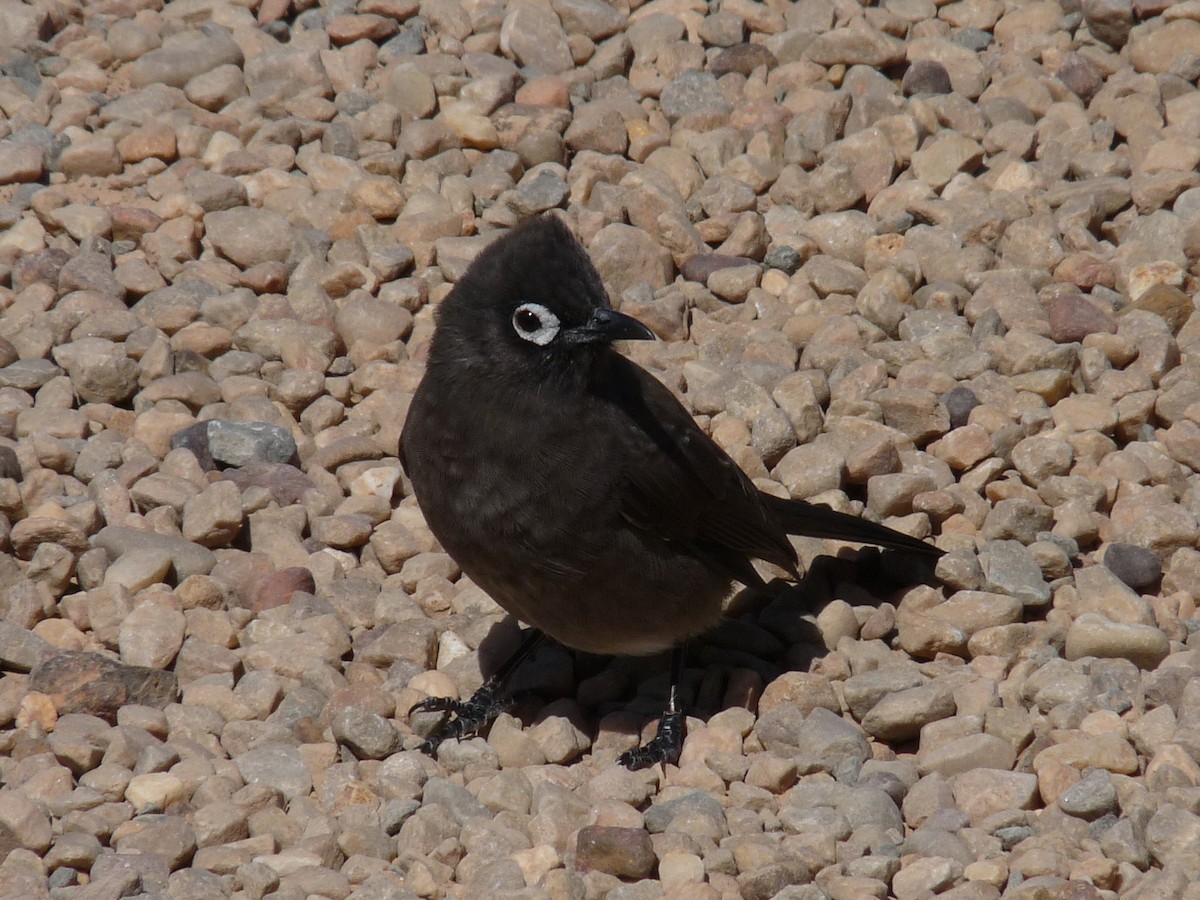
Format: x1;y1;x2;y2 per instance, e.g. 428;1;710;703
606;357;799;589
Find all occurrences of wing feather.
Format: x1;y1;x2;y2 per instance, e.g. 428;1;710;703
604;358;799;587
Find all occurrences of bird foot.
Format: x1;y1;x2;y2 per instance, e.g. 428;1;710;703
618;709;686;770
410;681;508;753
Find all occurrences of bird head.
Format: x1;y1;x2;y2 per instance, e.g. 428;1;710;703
429;216;655;386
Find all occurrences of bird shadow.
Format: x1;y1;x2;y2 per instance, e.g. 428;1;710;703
464;545;941;752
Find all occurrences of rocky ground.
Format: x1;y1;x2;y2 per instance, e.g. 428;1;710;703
1;0;1200;897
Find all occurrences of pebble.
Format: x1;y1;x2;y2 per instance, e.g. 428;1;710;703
1100;542;1162;589
117;600;185;669
952;770;1039;825
574;825;656;879
234;746;313;801
28;650;178;718
125;773;187;814
1065;614;1171;670
861;682;956;742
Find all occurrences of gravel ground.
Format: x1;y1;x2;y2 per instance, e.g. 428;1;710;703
2;0;1200;897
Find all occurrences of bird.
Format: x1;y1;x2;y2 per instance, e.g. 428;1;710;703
399;214;942;768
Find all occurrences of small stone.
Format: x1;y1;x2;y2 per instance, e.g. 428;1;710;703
93;526;217;581
660;70;732;124
332;706;402;760
441;103;500;150
911;133;984;188
500;5;574;73
1034;732;1139;775
1126;283;1193;333
681;253;756;283
644;791;727;836
205;208;294;269
182;480;244;548
9;517;88;560
1129;18;1200;74
1048;293;1117;342
1083;0;1133;48
125;773;186;814
529;702;591;764
515;75;570;107
659;850;705;887
892;857;962;899
806;25;906;67
952;769;1039;825
126;27;243;89
118;601;186;669
1065;614;1171;669
763;246;802;274
919;733;1017;778
1057;768;1117;820
942;387;980;429
203;420;298;467
251;568;317;613
710;43;778;77
861;682;956;742
1144;803;1200;866
708;264;761;303
564;101;628;155
0;791;52;853
56;337;140;404
759;672;840;716
589;223;674;299
59;137;122;178
979;542;1052;606
0;143;45;184
29;651;178;719
872;387;951;443
1101;543;1162;589
328;13;399;43
574;825;656;879
110;815;195;870
903;60;953;95
844;667;923;720
235;745;313;801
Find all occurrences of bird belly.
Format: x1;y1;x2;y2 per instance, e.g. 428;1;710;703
442;525;733;656
404;394;733;655
414;470;731;655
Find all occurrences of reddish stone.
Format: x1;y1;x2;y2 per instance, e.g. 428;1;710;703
252;567;317;613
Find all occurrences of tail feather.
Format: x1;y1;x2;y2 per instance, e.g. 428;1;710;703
760;493;943;558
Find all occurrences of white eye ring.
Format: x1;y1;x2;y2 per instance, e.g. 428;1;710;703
511;302;560;346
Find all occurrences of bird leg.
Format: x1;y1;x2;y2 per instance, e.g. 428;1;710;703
410;628;545;753
619;643;688;770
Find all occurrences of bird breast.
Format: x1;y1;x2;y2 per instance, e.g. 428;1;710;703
403;384;731;655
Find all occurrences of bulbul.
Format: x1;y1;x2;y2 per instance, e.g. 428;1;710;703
400;214;942;768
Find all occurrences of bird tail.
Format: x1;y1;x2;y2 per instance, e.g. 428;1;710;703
760;493;943;558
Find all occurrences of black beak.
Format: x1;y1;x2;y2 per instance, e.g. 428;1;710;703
564;308;656;344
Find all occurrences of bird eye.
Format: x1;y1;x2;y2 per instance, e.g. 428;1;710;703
511;302;560;346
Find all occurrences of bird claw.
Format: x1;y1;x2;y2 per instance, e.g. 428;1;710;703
408;696;460;715
618;709;686;770
410;683;508;752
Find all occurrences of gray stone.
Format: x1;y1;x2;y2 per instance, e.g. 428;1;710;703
202;420;298;468
92;526;217;581
1057;768;1117;820
126;26;244;89
660;70;732;123
1102;542;1162;590
979;540;1051;606
234;745;312;801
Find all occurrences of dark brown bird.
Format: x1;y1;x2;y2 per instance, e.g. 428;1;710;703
400;215;941;767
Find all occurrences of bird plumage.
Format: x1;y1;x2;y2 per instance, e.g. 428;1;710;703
400;214;940;660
